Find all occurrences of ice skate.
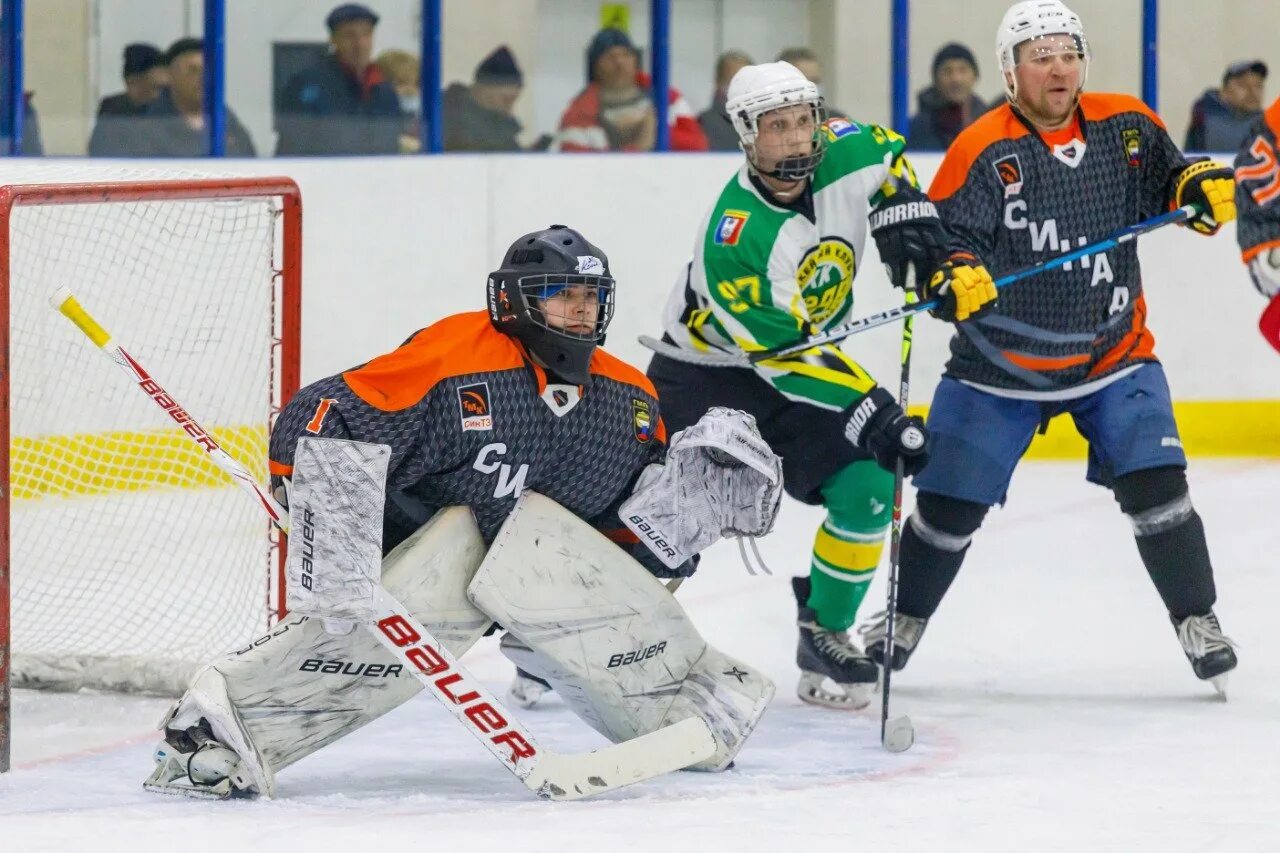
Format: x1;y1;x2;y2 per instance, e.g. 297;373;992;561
1172;611;1238;698
793;578;878;709
858;609;929;672
508;667;552;709
144;718;257;800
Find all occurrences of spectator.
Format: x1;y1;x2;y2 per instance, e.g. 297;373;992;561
376;48;421;152
558;28;708;152
21;92;43;155
698;50;753;151
775;46;848;120
97;44;166;116
276;3;403;156
91;38;255;157
907;43;986;151
442;46;527;152
1186;60;1267;152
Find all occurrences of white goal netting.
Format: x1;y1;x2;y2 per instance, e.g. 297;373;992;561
3;166;296;695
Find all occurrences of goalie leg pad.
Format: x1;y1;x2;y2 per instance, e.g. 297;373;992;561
474;492;772;770
146;506;493;795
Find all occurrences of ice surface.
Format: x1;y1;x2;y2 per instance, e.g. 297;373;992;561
4;461;1277;852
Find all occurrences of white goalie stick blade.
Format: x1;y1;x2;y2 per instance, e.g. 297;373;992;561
366;586;717;801
882;715;915;753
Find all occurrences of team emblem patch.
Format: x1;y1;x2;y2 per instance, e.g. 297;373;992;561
823;117;858;141
457;382;492;432
714;210;750;246
796;237;856;323
993;153;1023;196
1122;128;1142;168
632;399;653;443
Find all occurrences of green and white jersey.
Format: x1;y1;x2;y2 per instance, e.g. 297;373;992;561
661;119;920;411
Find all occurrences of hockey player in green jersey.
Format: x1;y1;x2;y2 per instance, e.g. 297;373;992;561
644;60;997;709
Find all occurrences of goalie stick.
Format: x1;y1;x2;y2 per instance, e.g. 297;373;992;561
50;286;716;801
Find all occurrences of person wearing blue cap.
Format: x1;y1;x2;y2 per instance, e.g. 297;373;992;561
1186;60;1268;152
276;3;404;156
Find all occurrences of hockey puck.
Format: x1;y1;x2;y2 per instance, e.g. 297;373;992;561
882;715;915;753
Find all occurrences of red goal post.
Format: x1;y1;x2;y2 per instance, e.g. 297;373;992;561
0;174;302;773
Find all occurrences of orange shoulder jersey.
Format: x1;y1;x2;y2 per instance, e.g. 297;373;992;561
269;310;667;554
929;93;1195;399
1235;96;1280;264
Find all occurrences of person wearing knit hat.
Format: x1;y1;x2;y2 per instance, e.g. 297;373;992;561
907;42;988;150
95;43;166;118
442;45;527;152
1185;60;1268;152
557;27;708;152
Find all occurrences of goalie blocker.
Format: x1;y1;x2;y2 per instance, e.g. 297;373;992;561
147;437;771;799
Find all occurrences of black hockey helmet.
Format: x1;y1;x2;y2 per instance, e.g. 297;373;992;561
487;224;616;384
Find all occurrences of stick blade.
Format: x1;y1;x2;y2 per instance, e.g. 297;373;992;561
524;716;717;801
1260;293;1280;354
881;715;915;753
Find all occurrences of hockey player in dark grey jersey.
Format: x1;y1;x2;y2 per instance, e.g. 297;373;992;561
1235;95;1280;320
143;226;781;798
860;0;1240;695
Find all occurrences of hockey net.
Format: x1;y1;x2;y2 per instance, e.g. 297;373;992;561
0;168;300;728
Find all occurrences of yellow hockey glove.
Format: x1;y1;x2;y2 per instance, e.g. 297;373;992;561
1175;160;1236;236
925;252;998;323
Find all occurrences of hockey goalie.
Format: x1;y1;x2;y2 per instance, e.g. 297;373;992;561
143;225;782;799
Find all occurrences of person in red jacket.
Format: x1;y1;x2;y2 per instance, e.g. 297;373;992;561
557;28;708;152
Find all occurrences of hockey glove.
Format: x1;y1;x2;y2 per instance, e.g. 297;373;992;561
843;386;930;476
869;187;950;291
1247;246;1280;298
1175;160;1236;236
924;252;998;323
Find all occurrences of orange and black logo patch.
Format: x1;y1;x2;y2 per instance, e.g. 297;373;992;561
458;382;493;432
993;153;1023;195
305;398;337;434
632;398;653;443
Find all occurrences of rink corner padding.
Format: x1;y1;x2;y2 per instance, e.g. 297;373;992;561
906;400;1280;459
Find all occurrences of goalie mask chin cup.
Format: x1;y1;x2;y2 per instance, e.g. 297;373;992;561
487;225;616;385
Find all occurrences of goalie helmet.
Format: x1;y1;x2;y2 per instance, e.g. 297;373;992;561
487;224;615;385
725;61;827;182
996;0;1090;102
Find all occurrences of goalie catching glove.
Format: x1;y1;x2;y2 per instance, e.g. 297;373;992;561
620;407;783;571
1175;160;1236;236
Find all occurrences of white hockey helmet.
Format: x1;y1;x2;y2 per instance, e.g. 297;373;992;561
996;0;1090;101
725;61;827;180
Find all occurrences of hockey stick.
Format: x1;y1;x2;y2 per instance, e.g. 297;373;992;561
879;275;917;754
50;286;715;801
639;204;1199;368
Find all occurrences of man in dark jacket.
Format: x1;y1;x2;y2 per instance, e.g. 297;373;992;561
97;44;166;117
907;43;987;151
91;38;255;157
698;50;753;151
442;45;524;152
1185;60;1267;152
276;3;403;156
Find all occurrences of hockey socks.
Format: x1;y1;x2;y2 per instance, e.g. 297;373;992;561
895;491;990;619
806;461;892;631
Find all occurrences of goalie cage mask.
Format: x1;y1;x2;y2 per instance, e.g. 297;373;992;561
488;225;616;385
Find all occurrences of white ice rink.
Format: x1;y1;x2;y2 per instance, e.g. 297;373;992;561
4;460;1277;852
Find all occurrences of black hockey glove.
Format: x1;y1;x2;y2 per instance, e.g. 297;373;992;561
924;251;998;323
843;386;930;476
869;187;950;291
1174;160;1236;236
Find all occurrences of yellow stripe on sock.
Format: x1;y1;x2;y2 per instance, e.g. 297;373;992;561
11;424;267;499
813;525;884;575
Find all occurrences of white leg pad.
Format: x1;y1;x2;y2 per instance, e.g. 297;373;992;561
472;492;772;771
156;506;492;788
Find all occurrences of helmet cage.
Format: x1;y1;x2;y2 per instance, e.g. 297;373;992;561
516;272;615;344
1001;32;1090;102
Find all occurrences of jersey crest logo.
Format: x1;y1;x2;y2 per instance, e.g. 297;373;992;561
993;154;1024;197
632;399;653;443
1122;128;1143;168
1050;138;1086;169
822;117;859;141
457;382;493;432
714;210;750;246
796;237;856;324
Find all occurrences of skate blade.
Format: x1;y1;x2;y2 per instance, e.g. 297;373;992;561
797;673;873;710
882;715;915;753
